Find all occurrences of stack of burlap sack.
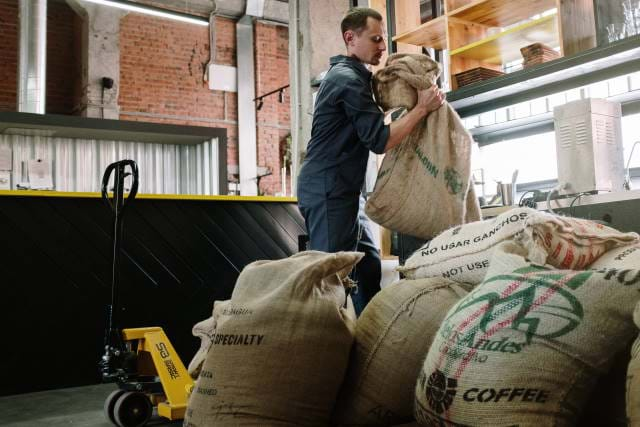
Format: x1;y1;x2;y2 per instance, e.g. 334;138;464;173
184;206;640;426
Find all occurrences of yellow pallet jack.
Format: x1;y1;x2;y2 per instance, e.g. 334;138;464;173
99;160;193;427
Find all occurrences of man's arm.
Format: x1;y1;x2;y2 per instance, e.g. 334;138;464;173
384;84;445;153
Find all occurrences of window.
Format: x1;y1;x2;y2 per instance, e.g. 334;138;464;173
465;70;640;200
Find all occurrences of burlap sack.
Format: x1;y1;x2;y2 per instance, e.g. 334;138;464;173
365;53;481;240
184;251;362;427
399;208;534;284
188;300;230;379
589;243;640;425
523;213;639;270
332;278;471;426
415;241;640;426
629;333;640;426
400;208;639;285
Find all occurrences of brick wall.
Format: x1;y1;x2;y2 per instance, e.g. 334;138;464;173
118;14;239;172
0;0;18;112
0;0;79;114
46;1;77;115
254;22;290;196
0;5;291;196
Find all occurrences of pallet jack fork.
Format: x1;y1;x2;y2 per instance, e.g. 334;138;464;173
99;160;193;427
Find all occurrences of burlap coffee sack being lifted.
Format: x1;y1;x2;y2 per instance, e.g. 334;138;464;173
332;277;471;426
184;251;362;427
365;53;481;240
415;241;640;426
399;207;639;285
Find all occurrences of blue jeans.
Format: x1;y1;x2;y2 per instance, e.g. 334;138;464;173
298;193;381;316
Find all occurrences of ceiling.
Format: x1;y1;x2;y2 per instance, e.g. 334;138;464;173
127;0;288;18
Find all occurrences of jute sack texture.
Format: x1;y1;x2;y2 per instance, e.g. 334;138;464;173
590;243;640;425
332;278;471;426
188;299;230;379
365;53;481;240
630;300;640;426
400;208;639;285
416;241;640;426
630;333;640;426
184;251;362;427
523;212;639;270
398;208;535;284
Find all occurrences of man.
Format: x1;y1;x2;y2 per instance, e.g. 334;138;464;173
297;7;444;314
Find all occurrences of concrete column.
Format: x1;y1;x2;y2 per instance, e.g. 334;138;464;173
289;0;349;194
67;0;125;119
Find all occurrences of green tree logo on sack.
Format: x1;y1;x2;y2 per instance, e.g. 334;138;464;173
441;266;593;351
422;369;457;414
444;167;463;196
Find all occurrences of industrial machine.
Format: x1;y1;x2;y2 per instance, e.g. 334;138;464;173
554;98;625;195
99;160;193;427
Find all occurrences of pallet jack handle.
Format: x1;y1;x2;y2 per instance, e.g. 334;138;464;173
100;160;139;378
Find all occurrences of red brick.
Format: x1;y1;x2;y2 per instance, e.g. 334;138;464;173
0;0;80;113
0;4;289;195
47;1;79;114
0;0;18;111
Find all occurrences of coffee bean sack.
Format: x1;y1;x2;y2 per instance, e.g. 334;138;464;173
365;53;480;240
332;278;470;426
415;242;640;426
400;209;638;286
185;251;362;427
188;300;230;379
589;243;640;426
399;208;534;285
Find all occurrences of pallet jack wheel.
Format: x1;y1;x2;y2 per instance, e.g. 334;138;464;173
113;391;153;427
104;389;126;425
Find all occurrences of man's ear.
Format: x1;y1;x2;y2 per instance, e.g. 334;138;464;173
344;30;354;46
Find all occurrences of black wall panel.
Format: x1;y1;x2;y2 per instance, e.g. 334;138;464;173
0;195;305;396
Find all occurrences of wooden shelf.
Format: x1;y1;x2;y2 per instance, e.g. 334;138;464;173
387;0;596;98
450;14;559;64
392;15;447;50
448;0;557;27
447;35;640;118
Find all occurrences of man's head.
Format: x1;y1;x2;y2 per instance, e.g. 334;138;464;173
341;7;386;66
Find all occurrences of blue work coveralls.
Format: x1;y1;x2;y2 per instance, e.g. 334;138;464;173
297;55;390;315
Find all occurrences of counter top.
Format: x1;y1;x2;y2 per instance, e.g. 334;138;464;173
480;189;640;216
537;189;640;211
0;190;297;203
0;111;225;145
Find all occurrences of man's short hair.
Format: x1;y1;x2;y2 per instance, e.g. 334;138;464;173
340;7;383;38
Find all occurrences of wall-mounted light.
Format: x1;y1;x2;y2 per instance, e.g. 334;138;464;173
253;84;289;111
80;0;209;26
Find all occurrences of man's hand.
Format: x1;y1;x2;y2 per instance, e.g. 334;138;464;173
414;84;445;117
383;84;445;153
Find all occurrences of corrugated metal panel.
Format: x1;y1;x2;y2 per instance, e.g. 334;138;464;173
0;135;220;194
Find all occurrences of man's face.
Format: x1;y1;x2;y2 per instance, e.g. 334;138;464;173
345;17;387;66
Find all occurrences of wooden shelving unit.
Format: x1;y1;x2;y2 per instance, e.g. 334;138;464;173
389;0;596;91
448;0;556;27
393;16;448;50
449;14;558;64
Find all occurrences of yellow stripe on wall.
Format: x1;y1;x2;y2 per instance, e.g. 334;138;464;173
0;190;298;203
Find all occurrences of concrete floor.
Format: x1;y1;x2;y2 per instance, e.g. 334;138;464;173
0;384;181;427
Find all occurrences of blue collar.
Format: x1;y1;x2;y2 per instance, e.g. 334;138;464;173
329;55;372;79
